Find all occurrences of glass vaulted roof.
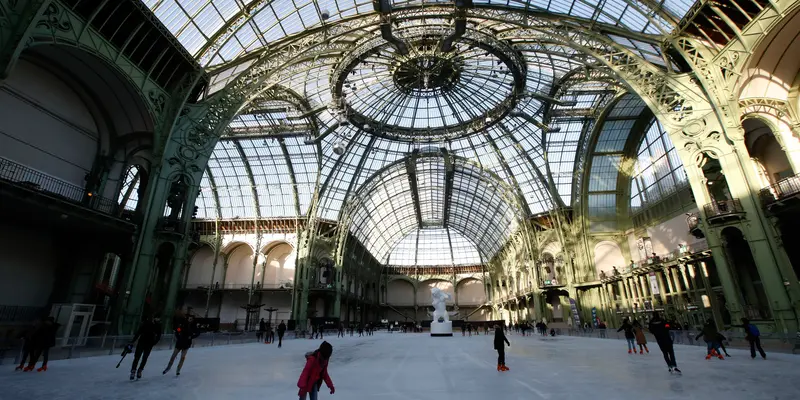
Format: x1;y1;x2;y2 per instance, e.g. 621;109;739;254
145;0;695;68
165;0;698;265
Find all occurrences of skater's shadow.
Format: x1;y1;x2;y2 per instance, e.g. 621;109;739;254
668;379;685;394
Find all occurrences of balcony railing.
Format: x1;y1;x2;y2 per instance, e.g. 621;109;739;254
0;305;46;323
0;157;117;215
759;173;800;208
184;283;293;290
703;199;745;219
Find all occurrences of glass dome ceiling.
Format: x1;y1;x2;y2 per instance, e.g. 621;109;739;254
152;0;696;265
144;0;694;67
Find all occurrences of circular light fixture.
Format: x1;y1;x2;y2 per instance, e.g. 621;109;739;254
321;9;330;20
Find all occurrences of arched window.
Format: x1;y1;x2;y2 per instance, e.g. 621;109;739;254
118;165;143;211
630;120;687;210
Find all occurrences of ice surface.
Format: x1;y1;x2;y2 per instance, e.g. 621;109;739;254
1;332;798;400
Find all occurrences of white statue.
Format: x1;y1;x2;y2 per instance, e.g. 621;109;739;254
430;287;452;323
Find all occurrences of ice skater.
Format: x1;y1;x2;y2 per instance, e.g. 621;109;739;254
715;331;731;357
163;314;200;376
258;318;266;342
15;318;39;371
735;318;766;359
277;320;287;347
297;341;335;400
25;316;58;372
695;320;724;360
633;320;649;354
493;325;510;371
618;318;636;354
128;314;162;380
648;312;680;374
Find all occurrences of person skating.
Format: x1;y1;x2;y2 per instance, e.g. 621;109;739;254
297;341;335;400
633;320;649;354
269;326;276;344
128;314;162;380
735;318;766;359
278;320;287;347
258;318;266;342
26;316;59;372
617;318;636;354
648;312;681;374
493;325;511;371
337;323;344;338
163;314;200;376
695;320;724;360
715;332;731;357
15;319;40;371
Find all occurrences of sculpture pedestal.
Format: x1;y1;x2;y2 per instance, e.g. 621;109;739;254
430;321;453;337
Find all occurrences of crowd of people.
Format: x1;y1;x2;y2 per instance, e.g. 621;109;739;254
14;316;59;372
9;306;774;400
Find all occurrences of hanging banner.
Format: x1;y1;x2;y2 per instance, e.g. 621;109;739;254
569;298;581;326
648;272;660;295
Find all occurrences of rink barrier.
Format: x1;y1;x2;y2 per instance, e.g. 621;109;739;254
0;331;302;366
542;328;800;354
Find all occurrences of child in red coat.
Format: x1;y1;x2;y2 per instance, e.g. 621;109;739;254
298;341;335;400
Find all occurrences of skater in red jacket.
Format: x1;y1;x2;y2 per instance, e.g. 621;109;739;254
298;341;335;400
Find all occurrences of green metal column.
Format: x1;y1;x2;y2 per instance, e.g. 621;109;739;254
332;266;342;319
162;240;189;331
683;163;744;322
725;140;800;332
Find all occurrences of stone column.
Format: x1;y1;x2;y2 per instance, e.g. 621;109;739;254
654;270;668;306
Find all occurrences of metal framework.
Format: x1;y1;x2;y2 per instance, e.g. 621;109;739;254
143;2;709;267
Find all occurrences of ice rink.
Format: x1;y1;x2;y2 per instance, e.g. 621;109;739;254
1;331;798;400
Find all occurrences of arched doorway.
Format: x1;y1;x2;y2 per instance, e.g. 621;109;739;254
743;118;794;186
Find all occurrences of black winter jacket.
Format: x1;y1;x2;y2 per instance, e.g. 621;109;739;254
174;319;200;350
133;320;162;346
617;322;635;339
648;318;672;345
493;328;510;350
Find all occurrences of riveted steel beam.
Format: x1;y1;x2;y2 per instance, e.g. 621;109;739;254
404;150;424;228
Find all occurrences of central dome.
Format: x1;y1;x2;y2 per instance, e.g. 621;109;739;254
331;29;527;141
393;54;461;94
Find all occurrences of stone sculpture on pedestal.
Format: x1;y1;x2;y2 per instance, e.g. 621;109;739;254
429;287;453;336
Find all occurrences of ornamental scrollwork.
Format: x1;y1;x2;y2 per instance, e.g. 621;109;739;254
148;89;167;115
37;3;70;33
166;155;201;175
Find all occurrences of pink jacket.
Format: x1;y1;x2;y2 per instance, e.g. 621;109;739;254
297;351;334;395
